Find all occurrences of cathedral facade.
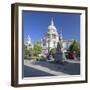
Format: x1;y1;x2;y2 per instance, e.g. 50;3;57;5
25;18;73;56
40;18;73;55
40;18;59;54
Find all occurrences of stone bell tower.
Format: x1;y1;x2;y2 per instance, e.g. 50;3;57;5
26;35;32;50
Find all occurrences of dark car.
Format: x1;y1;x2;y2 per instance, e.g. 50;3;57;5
65;51;75;59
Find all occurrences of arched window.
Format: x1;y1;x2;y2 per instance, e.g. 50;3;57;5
52;34;56;39
47;34;50;38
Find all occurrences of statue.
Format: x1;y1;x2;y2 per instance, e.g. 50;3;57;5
55;31;66;63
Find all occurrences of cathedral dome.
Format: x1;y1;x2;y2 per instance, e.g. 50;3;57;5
48;18;57;31
48;25;56;30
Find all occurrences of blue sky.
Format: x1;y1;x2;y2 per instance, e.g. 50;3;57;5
23;11;80;44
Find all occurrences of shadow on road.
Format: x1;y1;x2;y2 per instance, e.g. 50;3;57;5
32;61;80;75
24;65;54;77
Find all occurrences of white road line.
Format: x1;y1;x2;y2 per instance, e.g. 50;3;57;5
24;61;68;76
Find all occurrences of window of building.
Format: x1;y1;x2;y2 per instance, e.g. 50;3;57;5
53;41;56;47
52;34;56;39
47;34;50;38
43;42;46;46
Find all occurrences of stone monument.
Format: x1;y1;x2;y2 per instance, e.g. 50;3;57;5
55;32;66;63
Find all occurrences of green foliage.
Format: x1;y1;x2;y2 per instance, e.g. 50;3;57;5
32;41;42;57
69;40;80;57
24;45;32;59
24;41;42;60
50;48;56;57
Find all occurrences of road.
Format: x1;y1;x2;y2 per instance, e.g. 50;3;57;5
24;59;80;77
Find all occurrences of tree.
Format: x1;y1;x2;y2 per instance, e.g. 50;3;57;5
50;48;56;58
24;45;32;59
50;48;56;55
32;41;42;57
69;40;80;57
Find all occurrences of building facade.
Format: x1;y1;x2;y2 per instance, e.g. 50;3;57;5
41;18;59;54
25;18;73;57
41;18;73;56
